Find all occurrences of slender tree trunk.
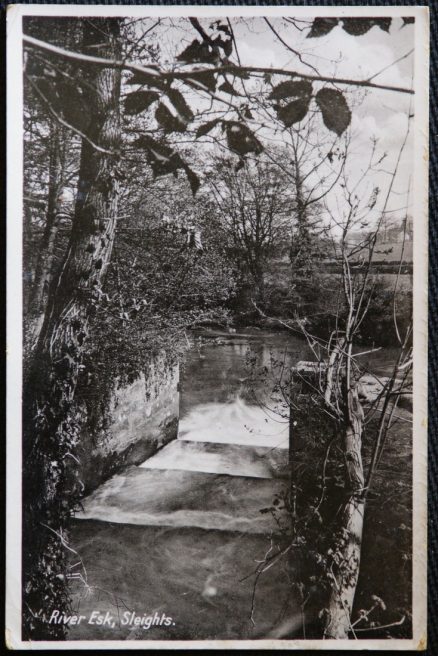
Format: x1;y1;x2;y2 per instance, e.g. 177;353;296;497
253;262;265;303
324;381;365;639
22;18;122;640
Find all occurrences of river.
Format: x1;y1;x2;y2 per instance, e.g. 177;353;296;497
178;329;307;445
67;329;411;640
67;329;310;640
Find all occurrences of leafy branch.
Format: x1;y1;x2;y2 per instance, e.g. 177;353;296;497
23;34;415;96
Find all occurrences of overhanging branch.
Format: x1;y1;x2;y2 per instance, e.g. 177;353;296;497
23;34;415;96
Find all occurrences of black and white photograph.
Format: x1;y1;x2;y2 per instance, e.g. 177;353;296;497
6;4;428;649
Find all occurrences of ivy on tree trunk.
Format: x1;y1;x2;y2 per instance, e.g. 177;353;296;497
22;18;122;640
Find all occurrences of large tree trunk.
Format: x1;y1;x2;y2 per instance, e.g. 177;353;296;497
22;18;122;640
324;382;365;639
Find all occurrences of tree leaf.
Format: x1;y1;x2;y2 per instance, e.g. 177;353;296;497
184;70;217;92
224;121;263;156
213;34;233;57
315;88;351;136
176;39;219;64
235;158;245;172
214;22;232;36
341;18;391;36
124;90;159;115
269;80;312;128
373;18;392;32
307;17;339;38
275;98;310;127
155;103;187;132
166;88;194;121
195;118;222;138
136;135;199;195
269;79;313;101
218;79;241;96
136;135;177;172
182;164;200;195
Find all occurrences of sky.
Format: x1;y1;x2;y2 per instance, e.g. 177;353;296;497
54;15;416;231
224;17;415;224
149;15;415;229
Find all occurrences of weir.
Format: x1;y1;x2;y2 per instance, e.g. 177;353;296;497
68;330;305;640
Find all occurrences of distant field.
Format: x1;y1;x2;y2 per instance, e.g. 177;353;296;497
266;263;412;291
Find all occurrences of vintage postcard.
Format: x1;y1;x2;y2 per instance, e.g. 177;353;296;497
6;4;428;650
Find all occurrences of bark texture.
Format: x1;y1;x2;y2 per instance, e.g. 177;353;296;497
22;18;122;640
324;382;365;639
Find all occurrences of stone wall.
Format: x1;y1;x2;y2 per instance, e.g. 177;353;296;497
77;357;179;493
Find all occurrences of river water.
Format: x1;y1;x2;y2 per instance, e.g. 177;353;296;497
68;329;311;640
68;329;411;640
178;329;308;448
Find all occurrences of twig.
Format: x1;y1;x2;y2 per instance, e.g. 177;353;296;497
353;616;406;632
263;18;320;75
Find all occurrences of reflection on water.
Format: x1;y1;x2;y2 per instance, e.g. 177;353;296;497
178;332;308;448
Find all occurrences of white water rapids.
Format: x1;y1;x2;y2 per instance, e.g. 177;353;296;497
177;395;289;449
